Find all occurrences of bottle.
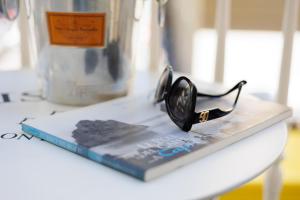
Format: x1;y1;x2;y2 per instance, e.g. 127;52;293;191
0;0;19;36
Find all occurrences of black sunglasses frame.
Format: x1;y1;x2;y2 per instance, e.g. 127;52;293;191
155;66;247;132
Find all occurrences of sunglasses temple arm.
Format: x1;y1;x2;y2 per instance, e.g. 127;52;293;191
193;108;231;124
193;81;246;124
197;80;247;98
232;81;246;107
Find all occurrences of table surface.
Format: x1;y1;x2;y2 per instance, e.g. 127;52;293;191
0;70;288;200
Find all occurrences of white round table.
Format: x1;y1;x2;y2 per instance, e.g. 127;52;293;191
1;71;288;200
2;122;287;200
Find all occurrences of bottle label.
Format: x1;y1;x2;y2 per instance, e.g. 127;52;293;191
47;12;106;47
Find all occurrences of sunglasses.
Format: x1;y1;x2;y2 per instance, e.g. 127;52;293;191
154;66;247;132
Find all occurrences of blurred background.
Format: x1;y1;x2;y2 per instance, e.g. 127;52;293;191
0;0;299;199
1;0;299;121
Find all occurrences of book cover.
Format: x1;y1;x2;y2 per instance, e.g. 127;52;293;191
22;94;292;181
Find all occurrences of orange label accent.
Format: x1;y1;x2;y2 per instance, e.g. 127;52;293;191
47;12;106;47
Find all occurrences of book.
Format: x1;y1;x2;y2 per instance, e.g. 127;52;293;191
21;93;292;181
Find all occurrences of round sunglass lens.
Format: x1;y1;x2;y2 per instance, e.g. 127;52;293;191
154;66;172;103
168;78;193;121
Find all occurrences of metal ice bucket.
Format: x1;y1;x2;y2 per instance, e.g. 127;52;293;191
24;0;167;105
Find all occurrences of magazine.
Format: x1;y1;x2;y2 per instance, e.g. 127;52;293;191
22;93;292;181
